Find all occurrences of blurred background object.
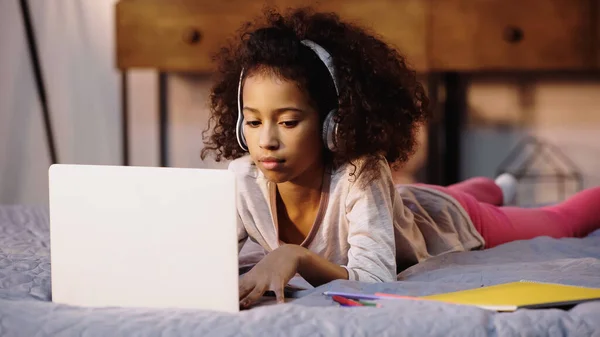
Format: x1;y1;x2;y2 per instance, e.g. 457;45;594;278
1;0;599;206
495;136;584;206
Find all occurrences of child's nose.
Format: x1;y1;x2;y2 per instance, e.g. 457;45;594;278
259;124;279;150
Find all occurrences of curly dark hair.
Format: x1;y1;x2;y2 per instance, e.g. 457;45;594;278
201;6;430;181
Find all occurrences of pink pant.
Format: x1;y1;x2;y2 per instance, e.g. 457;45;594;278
424;178;600;248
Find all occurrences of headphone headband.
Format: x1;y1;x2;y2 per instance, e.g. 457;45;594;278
236;39;340;152
299;40;339;96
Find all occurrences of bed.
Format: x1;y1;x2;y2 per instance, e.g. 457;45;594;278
1;204;599;336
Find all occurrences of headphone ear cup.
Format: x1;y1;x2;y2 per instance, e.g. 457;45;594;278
236;69;248;151
322;109;339;152
236;116;248;151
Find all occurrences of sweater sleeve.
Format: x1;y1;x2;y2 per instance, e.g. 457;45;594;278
229;160;249;253
237;214;248;253
343;160;398;282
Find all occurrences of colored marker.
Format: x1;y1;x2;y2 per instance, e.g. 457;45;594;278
332;295;364;307
323;291;384;301
374;292;423;301
358;300;381;307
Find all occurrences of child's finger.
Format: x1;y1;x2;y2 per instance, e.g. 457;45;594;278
240;283;265;308
238;275;255;299
272;281;285;304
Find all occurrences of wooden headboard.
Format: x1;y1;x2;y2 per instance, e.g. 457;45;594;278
113;0;599;186
115;0;599;73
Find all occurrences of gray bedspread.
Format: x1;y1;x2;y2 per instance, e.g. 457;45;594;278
1;204;599;336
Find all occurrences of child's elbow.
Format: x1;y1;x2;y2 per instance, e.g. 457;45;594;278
349;268;396;283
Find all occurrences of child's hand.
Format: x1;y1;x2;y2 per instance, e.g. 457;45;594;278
238;244;304;308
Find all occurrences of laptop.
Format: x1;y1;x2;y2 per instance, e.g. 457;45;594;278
48;164;239;313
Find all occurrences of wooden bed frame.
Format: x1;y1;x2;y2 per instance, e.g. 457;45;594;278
114;0;600;185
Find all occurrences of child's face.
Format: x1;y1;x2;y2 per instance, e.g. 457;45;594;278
241;72;324;184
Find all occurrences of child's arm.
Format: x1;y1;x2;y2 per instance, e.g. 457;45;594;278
229;160;249;253
238;244;347;307
295;245;349;285
284;160;399;285
342;159;399;283
237;213;248;252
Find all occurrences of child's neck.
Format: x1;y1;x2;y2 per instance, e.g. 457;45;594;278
276;163;325;213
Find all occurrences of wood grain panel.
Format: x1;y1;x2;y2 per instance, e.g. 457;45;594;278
429;0;594;71
272;0;428;71
595;0;600;68
116;0;428;72
116;0;266;72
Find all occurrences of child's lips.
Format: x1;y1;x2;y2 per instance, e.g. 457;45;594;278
261;161;283;170
260;157;285;170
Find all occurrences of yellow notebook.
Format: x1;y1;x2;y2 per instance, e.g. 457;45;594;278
421;280;600;312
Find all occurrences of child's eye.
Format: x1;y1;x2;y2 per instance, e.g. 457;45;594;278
281;121;299;128
245;121;261;127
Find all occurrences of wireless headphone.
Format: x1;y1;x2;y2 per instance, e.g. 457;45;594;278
235;39;340;152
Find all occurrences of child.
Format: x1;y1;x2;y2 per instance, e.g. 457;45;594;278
200;7;600;308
